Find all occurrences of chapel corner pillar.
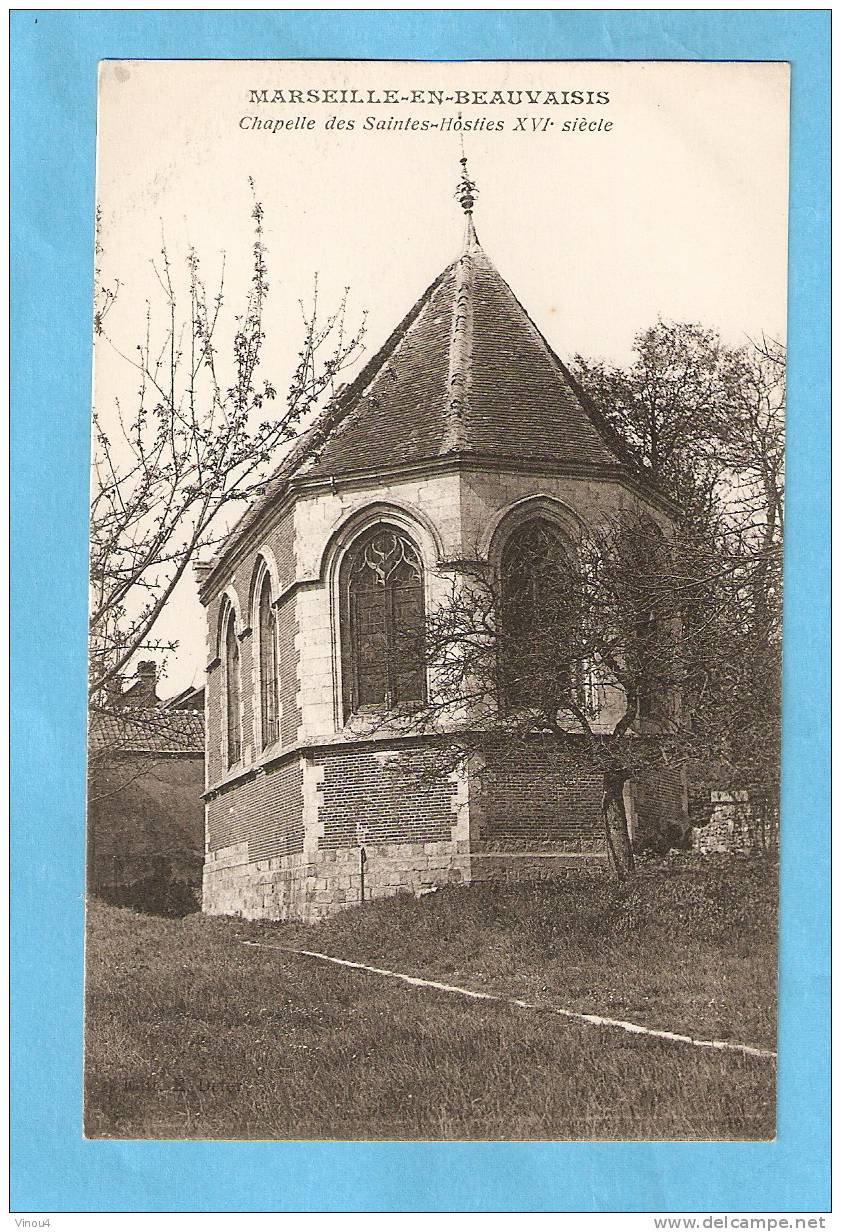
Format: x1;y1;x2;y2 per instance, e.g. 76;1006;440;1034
451;748;490;885
301;753;325;860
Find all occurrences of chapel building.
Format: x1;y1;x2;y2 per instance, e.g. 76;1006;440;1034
199;164;685;921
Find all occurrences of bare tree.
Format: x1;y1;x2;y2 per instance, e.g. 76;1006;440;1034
718;337;785;635
575;328;785;797
700;337;784;797
90;188;366;705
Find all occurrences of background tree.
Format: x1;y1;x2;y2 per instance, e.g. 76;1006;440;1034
694;336;784;802
571;321;736;518
575;324;785;835
90;190;366;707
397;325;786;877
572;323;784;601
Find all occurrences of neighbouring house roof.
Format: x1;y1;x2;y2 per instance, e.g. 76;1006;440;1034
164;681;206;712
89;707;205;757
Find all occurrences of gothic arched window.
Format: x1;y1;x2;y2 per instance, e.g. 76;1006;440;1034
500;518;578;710
257;572;279;748
224;607;242;767
340;526;426;718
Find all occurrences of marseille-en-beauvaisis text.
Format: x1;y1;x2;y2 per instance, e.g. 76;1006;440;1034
247;87;610;106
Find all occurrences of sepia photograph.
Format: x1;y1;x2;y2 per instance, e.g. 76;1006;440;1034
84;57;788;1143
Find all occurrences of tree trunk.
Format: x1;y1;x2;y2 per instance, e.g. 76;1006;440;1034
602;769;635;881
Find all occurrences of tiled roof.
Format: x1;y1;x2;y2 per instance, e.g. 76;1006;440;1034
303;229;626;478
89;708;204;756
202;221;660;587
164;680;206;712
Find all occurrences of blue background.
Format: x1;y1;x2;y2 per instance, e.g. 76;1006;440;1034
10;9;830;1213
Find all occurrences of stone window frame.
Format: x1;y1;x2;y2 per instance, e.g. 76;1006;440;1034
339;523;427;719
482;493;586;564
486;496;675;727
321;502;444;731
217;589;244;771
486;495;593;718
249;550;283;754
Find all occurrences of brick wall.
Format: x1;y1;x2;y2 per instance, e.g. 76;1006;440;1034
476;743;603;851
315;746;457;850
633;764;687;852
206;758;305;862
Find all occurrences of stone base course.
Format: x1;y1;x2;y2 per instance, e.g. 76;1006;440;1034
203;835;614;921
203;838;475;922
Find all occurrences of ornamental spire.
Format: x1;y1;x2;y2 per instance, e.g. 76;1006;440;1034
455;147;479;249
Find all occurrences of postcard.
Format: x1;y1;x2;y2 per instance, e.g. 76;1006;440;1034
84;57;789;1145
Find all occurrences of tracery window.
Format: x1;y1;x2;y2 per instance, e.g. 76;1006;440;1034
500;518;578;710
258;572;279;748
224;608;242;767
340;526;426;718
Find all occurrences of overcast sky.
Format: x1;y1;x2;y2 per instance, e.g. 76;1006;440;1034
95;59;790;696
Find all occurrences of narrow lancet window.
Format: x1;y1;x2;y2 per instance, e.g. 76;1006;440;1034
225;610;242;767
258;572;279;748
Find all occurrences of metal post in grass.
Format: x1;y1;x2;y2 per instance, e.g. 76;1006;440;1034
359;845;367;907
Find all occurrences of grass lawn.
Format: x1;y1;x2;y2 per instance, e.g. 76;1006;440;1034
85;857;776;1141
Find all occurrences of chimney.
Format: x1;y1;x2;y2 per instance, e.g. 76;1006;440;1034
123;660;159;706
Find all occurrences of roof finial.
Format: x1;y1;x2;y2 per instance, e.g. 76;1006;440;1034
455;139;479;249
455;143;478;215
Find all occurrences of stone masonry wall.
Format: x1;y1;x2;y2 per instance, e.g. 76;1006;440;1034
277;593;301;746
202;839;470;921
202;842;314;920
692;789;779;856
